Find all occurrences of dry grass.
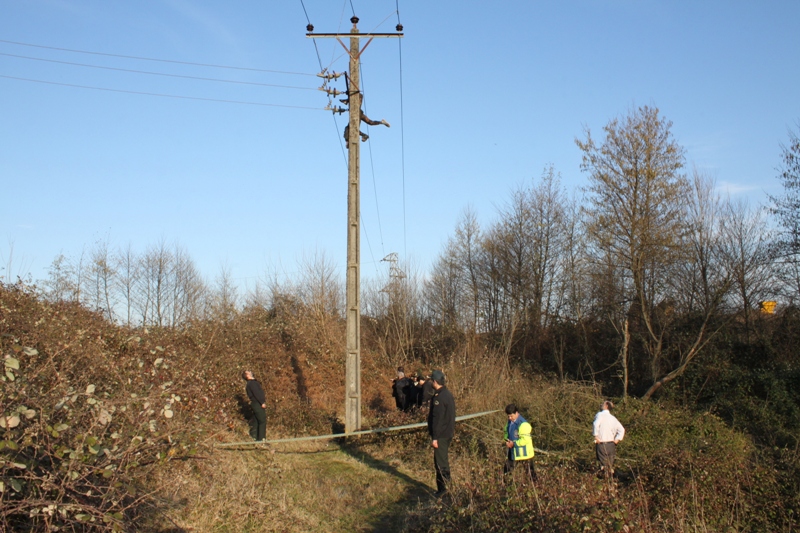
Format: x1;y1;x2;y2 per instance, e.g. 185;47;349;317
143;434;439;533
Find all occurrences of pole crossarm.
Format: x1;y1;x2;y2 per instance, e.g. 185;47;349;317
306;33;403;38
213;409;501;448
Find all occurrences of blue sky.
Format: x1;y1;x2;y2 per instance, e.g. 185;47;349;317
2;0;799;290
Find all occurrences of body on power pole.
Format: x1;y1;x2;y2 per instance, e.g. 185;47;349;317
307;17;403;434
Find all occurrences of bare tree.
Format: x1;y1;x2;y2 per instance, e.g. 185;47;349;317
672;170;726;315
477;167;570;363
424;240;464;330
133;240;204;327
640;170;735;400
86;238;117;322
577;105;692;394
525;167;569;356
769;123;800;303
205;263;239;323
719;198;776;337
296;250;342;348
452;207;483;334
551;195;590;382
138;241;171;326
116;243;139;327
298;250;342;319
43;254;78;302
170;245;205;326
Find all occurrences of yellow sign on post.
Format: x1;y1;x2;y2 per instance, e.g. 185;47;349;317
760;301;777;314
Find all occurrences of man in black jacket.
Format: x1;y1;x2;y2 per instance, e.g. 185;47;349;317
427;369;455;497
242;370;267;442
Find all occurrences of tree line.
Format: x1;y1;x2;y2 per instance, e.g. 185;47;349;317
421;107;799;400
15;106;800;403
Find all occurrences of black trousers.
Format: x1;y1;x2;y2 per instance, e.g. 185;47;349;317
250;401;267;441
596;441;616;471
434;437;452;493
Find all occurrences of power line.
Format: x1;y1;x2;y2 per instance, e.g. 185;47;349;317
359;73;385;276
298;0;348;150
0;39;316;77
298;0;312;25
0;52;319;91
360;69;386;258
394;0;406;259
398;39;408;258
0;75;326;110
333;0;350;66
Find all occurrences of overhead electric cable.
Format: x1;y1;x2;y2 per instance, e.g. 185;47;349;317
298;0;327;78
360;213;379;278
0;39;315;76
359;70;386;255
0;75;325;110
332;0;349;66
367;12;398;34
298;0;348;162
298;0;312;24
397;39;407;258
0;52;318;91
352;13;407;267
333;114;348;167
358;73;385;274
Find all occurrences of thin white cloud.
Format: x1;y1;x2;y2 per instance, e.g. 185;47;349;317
714;180;762;195
165;0;240;50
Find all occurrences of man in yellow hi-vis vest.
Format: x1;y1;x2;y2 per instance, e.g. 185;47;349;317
503;403;536;483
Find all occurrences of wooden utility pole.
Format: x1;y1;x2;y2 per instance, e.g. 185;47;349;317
307;17;402;433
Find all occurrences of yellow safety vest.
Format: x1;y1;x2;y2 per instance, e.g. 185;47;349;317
505;421;534;461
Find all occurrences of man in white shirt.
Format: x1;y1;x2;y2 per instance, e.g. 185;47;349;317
593;400;625;477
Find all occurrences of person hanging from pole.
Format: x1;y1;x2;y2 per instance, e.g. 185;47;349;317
344;110;390;146
341;73;390;147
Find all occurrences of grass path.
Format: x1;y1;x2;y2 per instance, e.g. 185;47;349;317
160;437;437;532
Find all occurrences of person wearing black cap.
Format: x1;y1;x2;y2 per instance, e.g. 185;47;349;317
427;369;456;497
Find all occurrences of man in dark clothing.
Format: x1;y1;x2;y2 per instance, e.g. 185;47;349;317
419;374;436;408
427;369;456;497
242;370;267;442
394;375;413;411
391;367;408;411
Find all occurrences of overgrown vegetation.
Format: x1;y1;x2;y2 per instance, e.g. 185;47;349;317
2;280;799;531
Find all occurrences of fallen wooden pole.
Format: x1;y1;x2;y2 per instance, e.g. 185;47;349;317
214;409;501;448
